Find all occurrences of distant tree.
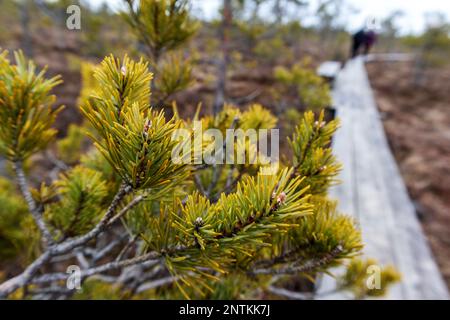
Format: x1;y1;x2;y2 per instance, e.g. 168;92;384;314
18;0;34;57
123;0;199;105
213;0;308;115
316;0;343;39
272;0;307;24
379;10;404;52
403;12;450;85
274;58;332;111
123;0;198;62
213;0;233;115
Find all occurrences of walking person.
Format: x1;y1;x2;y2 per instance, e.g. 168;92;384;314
350;27;377;58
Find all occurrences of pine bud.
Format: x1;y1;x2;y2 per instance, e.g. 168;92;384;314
143;119;152;138
121;65;127;76
276;192;287;205
194;217;204;227
314;120;325;128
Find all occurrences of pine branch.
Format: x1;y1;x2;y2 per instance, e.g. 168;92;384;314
124;0;156;60
63;191;86;237
123;0;198;63
250;245;343;275
29;244;190;287
12;160;54;246
0;47;369;299
0;182;133;297
52;183;132;255
254;244;310;268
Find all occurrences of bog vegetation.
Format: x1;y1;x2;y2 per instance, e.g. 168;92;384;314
4;0;442;300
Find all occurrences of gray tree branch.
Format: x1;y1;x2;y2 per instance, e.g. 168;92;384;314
12;160;54;246
0;182;133;297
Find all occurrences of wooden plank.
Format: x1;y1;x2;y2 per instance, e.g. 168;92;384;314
333;61;404;299
317;61;342;80
356;61;449;299
365;53;415;62
317;57;449;300
316;63;360;299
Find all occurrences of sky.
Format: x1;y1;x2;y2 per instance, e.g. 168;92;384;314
90;0;450;35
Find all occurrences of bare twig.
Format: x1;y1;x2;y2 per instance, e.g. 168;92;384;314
107;194;145;227
193;173;207;196
206;117;239;198
46;150;69;171
267;285;343;300
230;89;262;105
221;169;244;196
253;244;310;268
52;183;132;255
250;245;343;276
115;235;139;262
0;251;51;298
31;251;162;285
225;165;235;189
136;276;178;293
267;285;312;300
91;234;129;263
212;0;233;115
76;252;90;269
29;286;74;296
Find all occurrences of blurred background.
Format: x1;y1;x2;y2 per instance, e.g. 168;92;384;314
0;0;449;291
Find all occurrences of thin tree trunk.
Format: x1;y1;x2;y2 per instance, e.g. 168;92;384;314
413;47;428;87
19;0;33;57
274;0;282;24
213;0;232;115
35;0;66;50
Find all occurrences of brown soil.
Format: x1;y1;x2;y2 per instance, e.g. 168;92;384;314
366;61;450;288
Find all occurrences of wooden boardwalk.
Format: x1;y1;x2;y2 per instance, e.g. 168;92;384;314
317;58;449;299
